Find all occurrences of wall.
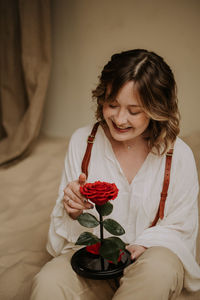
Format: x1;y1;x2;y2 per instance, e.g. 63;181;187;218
42;0;200;138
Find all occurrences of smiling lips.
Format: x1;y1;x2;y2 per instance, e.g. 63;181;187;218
112;121;132;133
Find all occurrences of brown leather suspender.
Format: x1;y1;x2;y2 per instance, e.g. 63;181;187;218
81;122;100;178
81;122;173;227
150;148;173;227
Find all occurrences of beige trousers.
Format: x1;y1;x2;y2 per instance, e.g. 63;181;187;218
30;247;184;300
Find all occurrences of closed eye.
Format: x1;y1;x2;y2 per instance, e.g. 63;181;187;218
129;111;141;115
109;104;118;108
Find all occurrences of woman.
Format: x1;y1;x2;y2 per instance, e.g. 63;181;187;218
30;49;200;300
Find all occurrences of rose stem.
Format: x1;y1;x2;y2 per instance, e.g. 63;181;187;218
99;212;105;270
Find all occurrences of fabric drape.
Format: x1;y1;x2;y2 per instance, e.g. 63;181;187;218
0;0;51;166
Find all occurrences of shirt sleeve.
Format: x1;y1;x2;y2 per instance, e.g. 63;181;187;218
134;143;200;291
46;127;90;257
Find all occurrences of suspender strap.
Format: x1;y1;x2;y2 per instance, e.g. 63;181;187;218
150;148;174;227
81;122;174;227
81;122;100;178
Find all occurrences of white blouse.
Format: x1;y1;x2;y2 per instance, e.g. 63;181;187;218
47;124;200;291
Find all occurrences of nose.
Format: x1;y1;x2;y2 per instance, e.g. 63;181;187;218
114;109;128;126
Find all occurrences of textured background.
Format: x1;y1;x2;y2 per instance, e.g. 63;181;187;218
41;0;200;138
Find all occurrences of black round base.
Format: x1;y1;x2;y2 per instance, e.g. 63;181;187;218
71;247;133;280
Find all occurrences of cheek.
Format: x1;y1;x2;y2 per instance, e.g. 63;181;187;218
102;105;111;119
102;106;106;119
142;117;150;129
134;115;150;129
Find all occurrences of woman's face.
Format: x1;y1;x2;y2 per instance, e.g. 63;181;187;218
103;81;150;144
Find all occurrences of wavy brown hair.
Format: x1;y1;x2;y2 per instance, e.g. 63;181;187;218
92;49;180;155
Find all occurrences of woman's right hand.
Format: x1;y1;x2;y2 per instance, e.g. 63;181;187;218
63;173;93;220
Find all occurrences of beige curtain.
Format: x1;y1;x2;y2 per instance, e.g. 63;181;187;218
0;0;51;166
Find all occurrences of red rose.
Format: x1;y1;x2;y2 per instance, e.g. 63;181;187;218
86;242;101;255
80;181;118;206
86;242;124;263
108;250;125;264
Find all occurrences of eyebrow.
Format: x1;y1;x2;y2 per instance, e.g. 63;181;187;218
114;99;141;107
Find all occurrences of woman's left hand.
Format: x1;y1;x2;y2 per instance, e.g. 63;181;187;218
126;244;147;260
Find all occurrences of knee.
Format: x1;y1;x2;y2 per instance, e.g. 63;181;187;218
144;247;184;282
30;254;77;299
115;247;184;300
30;257;66;295
125;246;184;289
30;266;67;300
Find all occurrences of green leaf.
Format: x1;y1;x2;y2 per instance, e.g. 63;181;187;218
100;248;120;265
103;219;125;236
95;202;113;216
99;237;126;264
105;236;126;250
75;232;100;246
77;213;99;228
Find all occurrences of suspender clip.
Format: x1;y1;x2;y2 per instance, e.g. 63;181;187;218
87;136;94;143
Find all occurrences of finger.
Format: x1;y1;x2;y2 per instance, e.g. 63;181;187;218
64;185;84;204
125;245;134;252
79;173;87;186
69;184;92;207
66;182;87;203
131;253;136;261
77;175;89;203
126;245;146;260
63;201;83;217
64;192;93;209
126;245;137;260
73;187;88;204
63;198;85;210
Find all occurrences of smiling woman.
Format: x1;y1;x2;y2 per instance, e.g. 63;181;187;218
102;81;150;147
93;49;180;155
30;49;200;300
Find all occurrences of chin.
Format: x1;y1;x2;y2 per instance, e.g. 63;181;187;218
110;128;135;141
109;126;145;144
